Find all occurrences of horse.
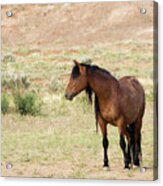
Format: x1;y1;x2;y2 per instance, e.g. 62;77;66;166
65;60;145;170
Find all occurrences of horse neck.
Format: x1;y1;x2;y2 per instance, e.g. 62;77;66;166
87;68;119;99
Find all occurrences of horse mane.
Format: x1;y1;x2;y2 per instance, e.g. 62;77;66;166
73;63;112;133
72;63;112;80
85;86;99;133
84;64;102;133
85;85;92;104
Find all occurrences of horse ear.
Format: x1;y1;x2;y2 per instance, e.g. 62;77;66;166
79;65;86;75
73;60;80;66
73;60;85;75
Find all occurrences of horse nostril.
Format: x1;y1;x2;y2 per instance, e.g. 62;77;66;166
65;94;68;99
65;93;73;100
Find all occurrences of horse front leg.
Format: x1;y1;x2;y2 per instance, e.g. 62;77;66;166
103;133;109;168
98;117;109;169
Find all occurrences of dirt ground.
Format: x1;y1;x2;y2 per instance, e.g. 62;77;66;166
1;2;153;50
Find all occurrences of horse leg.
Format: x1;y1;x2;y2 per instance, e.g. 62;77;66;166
98;117;109;168
126;124;134;166
134;134;141;166
119;134;131;169
103;133;109;168
134;118;143;167
118;124;131;169
126;123;135;168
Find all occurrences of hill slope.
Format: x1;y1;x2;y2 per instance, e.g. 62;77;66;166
1;2;154;50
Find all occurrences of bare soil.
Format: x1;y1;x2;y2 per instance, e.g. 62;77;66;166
2;2;154;50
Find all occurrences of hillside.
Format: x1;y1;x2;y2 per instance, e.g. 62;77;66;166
1;2;154;51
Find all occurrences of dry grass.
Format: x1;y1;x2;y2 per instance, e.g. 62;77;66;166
1;42;155;179
1;2;156;180
1;101;154;180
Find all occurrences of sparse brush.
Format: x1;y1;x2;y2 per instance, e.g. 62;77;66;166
2;73;30;91
49;77;65;93
2;54;16;63
1;93;10;114
13;91;42;116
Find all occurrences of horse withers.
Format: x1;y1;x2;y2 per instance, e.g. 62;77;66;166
65;60;145;170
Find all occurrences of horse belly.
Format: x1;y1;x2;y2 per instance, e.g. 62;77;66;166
100;103;120;126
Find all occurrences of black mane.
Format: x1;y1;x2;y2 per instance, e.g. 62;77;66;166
71;63;91;79
72;63;111;79
72;63;111;133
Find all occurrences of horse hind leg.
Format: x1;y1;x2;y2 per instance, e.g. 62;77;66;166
126;123;135;167
119;134;130;169
127;121;142;168
118;124;131;169
134;118;143;167
134;134;141;167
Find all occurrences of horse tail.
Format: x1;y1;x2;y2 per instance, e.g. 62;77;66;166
94;95;100;133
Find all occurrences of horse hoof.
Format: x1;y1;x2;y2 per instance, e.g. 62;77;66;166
124;166;130;170
123;167;130;171
133;165;139;169
123;168;129;172
128;163;133;169
140;167;146;173
103;166;110;171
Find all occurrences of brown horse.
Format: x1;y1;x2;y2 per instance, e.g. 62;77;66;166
65;60;145;169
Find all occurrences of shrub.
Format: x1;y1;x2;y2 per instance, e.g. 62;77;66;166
1;94;9;114
2;73;30;91
49;78;64;93
2;54;16;63
14;92;42;116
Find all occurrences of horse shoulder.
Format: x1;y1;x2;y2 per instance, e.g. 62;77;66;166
98;91;121;125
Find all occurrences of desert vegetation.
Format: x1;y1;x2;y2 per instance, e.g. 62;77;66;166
1;2;156;180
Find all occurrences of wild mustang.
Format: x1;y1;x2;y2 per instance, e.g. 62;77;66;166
65;60;145;170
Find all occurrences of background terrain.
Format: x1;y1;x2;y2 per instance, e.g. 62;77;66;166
1;2;156;180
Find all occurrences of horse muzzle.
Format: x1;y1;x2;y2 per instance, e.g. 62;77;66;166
65;93;74;101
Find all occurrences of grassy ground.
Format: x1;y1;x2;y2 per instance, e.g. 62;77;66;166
1;40;155;180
